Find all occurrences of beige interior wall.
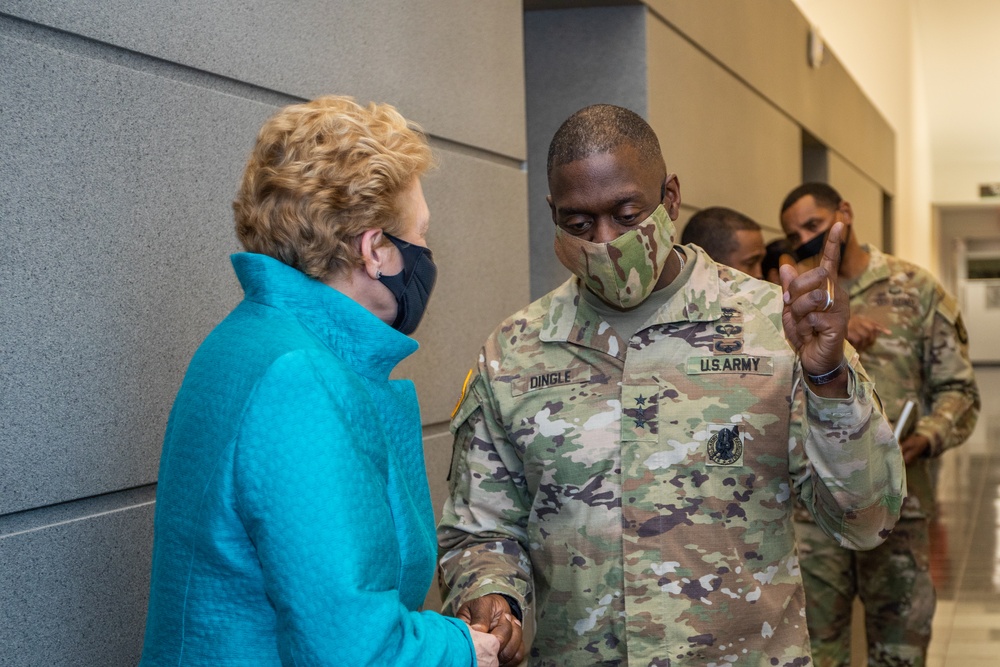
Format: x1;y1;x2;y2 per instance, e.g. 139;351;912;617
647;0;895;198
828;153;885;250
646;13;799;239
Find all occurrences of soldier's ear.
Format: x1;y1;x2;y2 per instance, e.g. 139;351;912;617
547;195;557;225
662;174;681;221
836;201;853;228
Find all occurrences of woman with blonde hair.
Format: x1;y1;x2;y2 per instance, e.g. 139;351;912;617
139;96;507;666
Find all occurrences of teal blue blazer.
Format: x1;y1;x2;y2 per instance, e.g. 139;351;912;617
140;253;474;666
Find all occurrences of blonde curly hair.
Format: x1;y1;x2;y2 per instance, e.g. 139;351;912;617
233;95;433;281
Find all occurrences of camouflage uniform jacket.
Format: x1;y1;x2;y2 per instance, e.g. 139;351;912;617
438;247;905;666
798;245;978;521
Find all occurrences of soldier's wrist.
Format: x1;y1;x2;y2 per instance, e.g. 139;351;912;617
806;357;848;385
497;594;523;622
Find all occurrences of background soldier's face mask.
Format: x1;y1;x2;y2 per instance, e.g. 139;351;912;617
794;217;850;263
553;204;676;309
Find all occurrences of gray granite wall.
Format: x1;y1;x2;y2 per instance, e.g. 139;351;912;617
0;3;527;664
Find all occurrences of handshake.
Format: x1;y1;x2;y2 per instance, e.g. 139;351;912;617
460;594;527;667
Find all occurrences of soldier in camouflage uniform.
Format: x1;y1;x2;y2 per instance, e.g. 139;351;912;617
437;105;905;667
781;182;979;667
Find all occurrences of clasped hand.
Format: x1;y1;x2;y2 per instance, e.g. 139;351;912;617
458;594;526;667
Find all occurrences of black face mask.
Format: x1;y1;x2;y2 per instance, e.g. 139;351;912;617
794;225;850;263
377;233;437;335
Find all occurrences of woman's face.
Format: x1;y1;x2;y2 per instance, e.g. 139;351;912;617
362;178;432;326
396;178;430;245
379;178;430;276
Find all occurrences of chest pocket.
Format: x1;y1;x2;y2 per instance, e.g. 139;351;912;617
504;363;622;501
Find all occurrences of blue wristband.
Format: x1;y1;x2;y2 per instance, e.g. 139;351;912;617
806;358;847;385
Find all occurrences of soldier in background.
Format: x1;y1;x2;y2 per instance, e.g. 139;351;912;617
781;182;980;667
762;237;794;285
680;206;766;279
437;104;905;667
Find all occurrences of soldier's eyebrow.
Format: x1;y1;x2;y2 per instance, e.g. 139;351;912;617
558;192;645;216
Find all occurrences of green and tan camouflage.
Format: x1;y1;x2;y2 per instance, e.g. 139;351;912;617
794;245;978;666
438;246;905;667
553;205;675;309
796;245;978;522
795;519;934;667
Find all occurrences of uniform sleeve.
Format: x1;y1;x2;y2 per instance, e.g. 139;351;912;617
437;363;533;618
791;352;906;550
233;352;475;667
916;289;980;456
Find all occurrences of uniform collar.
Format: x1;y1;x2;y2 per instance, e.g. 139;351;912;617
540;246;724;355
231;252;418;380
847;244;890;296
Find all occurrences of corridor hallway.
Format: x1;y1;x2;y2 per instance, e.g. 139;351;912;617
926;364;1000;666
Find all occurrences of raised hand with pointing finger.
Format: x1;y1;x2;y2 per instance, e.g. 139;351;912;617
779;221;851;397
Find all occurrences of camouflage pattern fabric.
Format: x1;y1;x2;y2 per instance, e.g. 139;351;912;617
438;247;904;667
794;245;978;666
554;205;675;309
796;520;934;667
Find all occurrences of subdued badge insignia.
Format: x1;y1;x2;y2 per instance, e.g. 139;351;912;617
720;306;741;322
714;338;743;354
707;425;743;466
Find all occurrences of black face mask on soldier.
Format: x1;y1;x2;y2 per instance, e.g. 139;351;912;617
377;233;438;335
794;224;850;263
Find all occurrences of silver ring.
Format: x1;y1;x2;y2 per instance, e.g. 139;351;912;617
820;278;834;312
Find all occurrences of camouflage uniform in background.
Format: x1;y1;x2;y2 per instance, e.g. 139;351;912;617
794;245;979;667
438;242;905;667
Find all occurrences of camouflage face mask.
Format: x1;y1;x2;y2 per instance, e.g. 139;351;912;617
554;204;676;309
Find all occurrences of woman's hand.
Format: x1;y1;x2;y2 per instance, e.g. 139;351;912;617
457;594;526;667
470;628;500;667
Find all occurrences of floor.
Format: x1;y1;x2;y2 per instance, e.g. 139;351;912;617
924;364;1000;667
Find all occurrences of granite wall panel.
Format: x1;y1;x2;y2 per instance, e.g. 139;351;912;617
0;491;155;666
0;33;262;514
524;5;648;299
1;2;528;664
1;0;526;160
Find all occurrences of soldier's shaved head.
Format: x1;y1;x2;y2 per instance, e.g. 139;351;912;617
547;104;664;180
681;207;761;261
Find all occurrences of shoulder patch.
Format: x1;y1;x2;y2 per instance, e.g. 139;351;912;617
955;314;969;346
935;290;960;325
450;368;476;421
